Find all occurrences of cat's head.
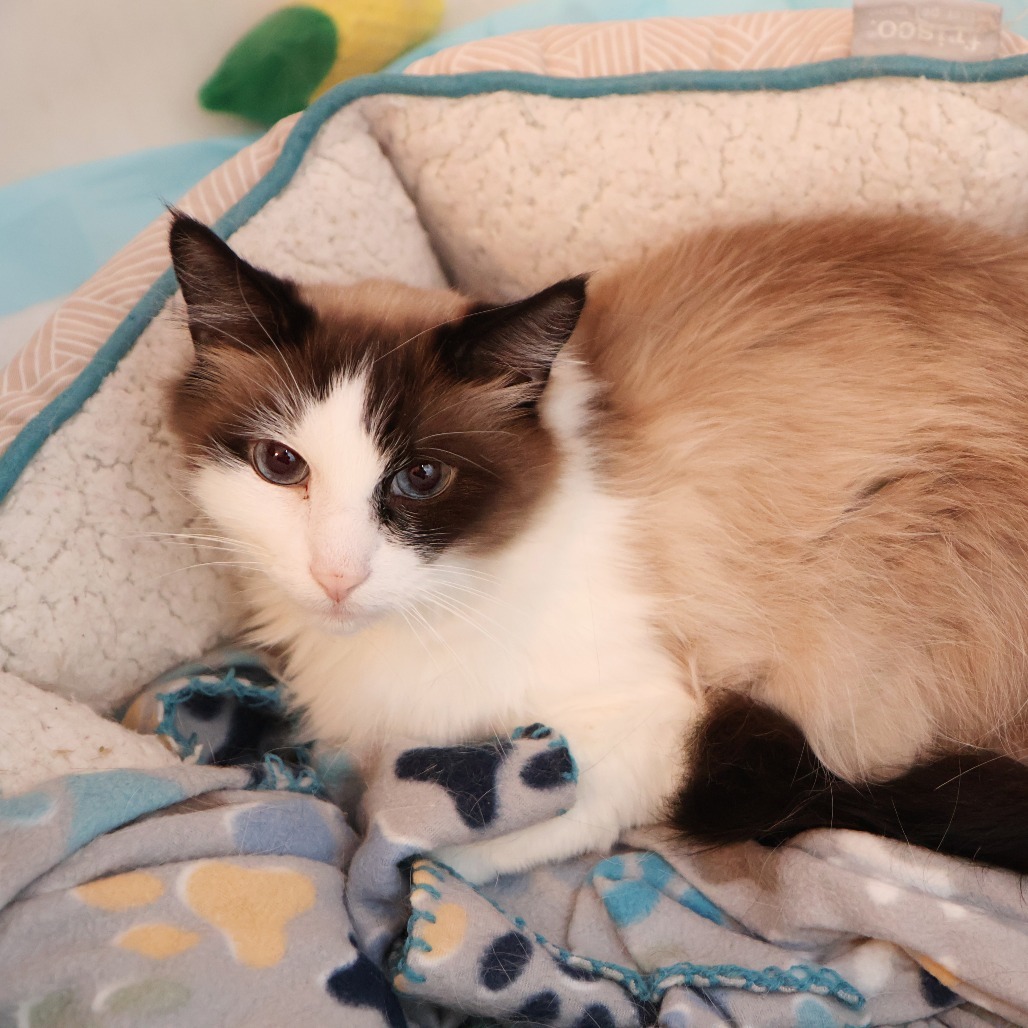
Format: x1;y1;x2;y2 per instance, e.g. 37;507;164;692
166;213;586;634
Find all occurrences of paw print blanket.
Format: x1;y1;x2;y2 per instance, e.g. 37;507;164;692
2;654;1025;1028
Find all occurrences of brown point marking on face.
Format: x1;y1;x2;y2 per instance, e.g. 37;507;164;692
166;214;581;559
307;280;567;556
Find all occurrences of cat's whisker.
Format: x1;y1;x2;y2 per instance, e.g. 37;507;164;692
233;265;306;400
429;579;501;602
427;563;497;582
426;565;501;588
143;540;243;552
422;583;508;625
419;591;515;659
424;446;497;478
187;314;301;413
419;429;518;442
419;389;526;426
129;531;259;561
130;530;239;542
931;754;1008;790
155;541;245;555
186;317;294;396
428;563;499;584
371;301;525;367
577;709;661;774
428;578;522;617
404;604;482;692
370;317;456;365
180;317;251;352
130;533;249;550
158;560;262;580
395;603;440;672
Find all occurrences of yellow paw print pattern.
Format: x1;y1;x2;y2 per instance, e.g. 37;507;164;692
415;902;468;961
116;924;201;959
183;862;316;968
74;871;164;910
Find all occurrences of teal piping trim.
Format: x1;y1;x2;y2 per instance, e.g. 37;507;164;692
3;53;1028;503
401;858;866;1010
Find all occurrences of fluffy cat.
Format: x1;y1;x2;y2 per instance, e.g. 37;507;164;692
167;211;1028;882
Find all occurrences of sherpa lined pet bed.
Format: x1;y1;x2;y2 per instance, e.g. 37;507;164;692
3;11;1028;1027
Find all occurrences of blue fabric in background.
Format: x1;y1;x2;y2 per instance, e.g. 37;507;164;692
1;0;1026;317
0;137;258;317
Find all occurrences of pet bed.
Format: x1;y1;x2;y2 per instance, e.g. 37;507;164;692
2;11;1028;1026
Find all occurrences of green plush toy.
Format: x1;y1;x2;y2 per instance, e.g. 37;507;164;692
201;1;445;126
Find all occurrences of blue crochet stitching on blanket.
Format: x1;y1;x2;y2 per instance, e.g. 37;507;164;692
148;649;295;763
123;651;1005;1025
124;653;875;1023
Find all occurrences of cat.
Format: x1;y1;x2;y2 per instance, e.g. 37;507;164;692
167;210;1028;882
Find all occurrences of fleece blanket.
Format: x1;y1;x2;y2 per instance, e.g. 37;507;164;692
2;655;1026;1027
3;13;1028;1028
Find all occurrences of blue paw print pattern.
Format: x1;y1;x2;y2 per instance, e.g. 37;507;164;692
0;765;261;909
918;967;958;1008
64;770;186;854
593;851;725;929
479;930;534;991
512;990;561;1023
573;1003;617;1028
396;860;650;1028
520;746;575;790
231;796;348;864
395;739;512;829
795;996;841;1028
326;952;408;1028
511;723;578;789
0;790;54;826
473;935;642;1028
0;788;60;906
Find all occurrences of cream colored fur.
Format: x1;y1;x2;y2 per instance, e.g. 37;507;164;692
181;214;1028;882
576;215;1028;779
216;358;698;881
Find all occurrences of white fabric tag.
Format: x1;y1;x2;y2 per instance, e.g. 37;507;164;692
852;0;1003;60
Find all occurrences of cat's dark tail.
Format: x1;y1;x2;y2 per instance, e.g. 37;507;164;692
670;692;1028;875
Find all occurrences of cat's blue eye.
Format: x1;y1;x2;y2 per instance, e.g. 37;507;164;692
390;461;454;500
251;439;309;486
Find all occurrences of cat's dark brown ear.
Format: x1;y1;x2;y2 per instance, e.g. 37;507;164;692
168;210;312;351
439;277;588;402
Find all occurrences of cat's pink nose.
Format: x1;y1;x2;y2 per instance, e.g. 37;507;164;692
310;565;369;604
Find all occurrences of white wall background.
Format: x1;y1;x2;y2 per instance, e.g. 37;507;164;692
0;0;524;186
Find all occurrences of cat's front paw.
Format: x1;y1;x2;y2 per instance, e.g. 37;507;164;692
430;841;507;885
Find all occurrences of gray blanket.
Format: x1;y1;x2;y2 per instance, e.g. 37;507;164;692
1;655;1025;1027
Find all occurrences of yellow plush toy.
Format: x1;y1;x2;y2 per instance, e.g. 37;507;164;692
201;1;444;126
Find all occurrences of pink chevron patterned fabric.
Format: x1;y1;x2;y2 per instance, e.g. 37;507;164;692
3;11;1027;457
406;10;1028;76
0;115;299;453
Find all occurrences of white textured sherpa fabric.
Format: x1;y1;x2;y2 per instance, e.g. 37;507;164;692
2;72;1028;721
0;105;445;712
0;672;179;796
228;108;447;285
365;79;1028;299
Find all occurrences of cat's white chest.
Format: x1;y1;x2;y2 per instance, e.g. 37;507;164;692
272;477;683;762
